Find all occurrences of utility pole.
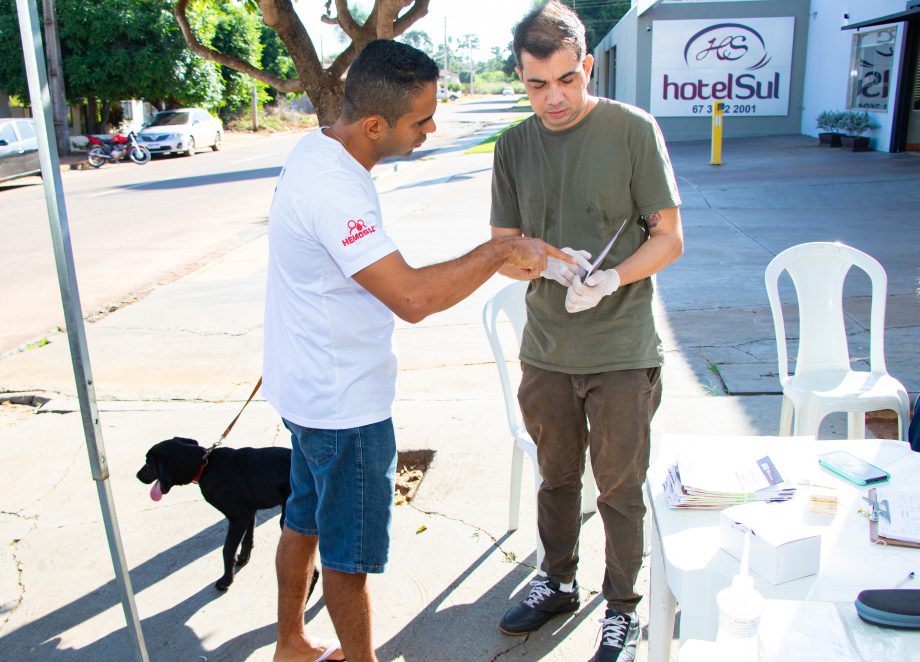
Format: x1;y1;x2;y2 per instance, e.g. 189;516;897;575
251;79;258;131
443;18;448;76
41;0;70;155
464;34;476;96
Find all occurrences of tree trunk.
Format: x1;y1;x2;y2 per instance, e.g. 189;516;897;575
100;101;111;131
311;77;345;126
0;89;10;118
86;96;98;134
42;0;70;155
174;1;430;126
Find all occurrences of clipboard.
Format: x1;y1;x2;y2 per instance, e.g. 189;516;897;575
867;487;920;548
584;218;629;279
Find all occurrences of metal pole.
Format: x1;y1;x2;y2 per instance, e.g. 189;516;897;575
710;101;724;166
14;2;149;660
251;80;258;131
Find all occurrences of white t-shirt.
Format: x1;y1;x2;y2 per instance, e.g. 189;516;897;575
263;130;399;429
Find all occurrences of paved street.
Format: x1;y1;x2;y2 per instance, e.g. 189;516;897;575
0;95;918;661
0;97;515;355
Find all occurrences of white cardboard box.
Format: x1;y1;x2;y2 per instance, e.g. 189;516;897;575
719;501;821;585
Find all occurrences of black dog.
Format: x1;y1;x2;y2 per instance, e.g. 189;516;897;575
137;437;317;593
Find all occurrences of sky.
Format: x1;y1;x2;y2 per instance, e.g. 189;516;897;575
293;0;535;62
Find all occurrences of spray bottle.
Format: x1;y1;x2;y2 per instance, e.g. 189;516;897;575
715;525;764;659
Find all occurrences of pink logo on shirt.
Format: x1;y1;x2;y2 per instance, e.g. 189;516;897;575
342;219;376;247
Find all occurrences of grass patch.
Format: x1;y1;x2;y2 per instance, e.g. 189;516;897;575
225;106;318;133
465;117;528;154
24;337;49;351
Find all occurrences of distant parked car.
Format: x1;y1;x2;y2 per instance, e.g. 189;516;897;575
0;118;40;183
138;108;223;156
437;88;461;101
501;87;515;96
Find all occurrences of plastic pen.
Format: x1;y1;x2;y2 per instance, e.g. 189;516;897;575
893;571;915;588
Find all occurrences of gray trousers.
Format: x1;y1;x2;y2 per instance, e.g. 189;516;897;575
518;363;662;613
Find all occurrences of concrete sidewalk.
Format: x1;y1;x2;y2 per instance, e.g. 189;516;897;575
0;131;918;661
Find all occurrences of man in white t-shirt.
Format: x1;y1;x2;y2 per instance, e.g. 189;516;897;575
264;40;571;662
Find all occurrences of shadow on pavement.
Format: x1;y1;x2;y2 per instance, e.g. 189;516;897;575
374;533;603;662
118;166;282;191
655;135;920;425
0;512;283;660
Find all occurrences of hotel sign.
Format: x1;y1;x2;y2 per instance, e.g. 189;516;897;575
650;17;795;117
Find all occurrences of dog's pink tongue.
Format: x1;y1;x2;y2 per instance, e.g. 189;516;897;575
150;480;163;502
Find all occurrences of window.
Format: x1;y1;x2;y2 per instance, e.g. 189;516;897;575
847;26;897;112
15;121;35;140
148;111;189;127
0;123;16;144
609;46;617;100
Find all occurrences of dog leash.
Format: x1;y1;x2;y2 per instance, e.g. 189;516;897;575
195;377;263;482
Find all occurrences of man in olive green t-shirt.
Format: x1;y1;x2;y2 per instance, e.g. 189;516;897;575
490;4;683;662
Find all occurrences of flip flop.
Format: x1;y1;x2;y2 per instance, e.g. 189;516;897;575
311;640;345;662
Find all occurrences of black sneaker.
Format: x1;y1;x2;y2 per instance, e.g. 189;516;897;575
594;609;639;662
499;577;580;635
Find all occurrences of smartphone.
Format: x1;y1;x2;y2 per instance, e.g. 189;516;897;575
818;450;890;486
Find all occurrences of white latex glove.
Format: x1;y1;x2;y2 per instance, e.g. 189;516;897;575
540;247;592;287
565;268;621;313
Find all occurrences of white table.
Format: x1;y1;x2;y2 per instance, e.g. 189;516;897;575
646;435;920;662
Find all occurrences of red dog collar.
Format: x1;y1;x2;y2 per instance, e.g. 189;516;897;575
192;463;206;484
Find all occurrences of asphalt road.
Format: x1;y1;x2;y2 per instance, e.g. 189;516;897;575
0;131;296;354
0;95;521;355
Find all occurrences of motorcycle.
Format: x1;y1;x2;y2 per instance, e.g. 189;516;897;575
86;131;151;168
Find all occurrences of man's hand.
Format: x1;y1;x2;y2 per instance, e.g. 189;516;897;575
541;247;592;287
565;268;621;313
500;236;575;277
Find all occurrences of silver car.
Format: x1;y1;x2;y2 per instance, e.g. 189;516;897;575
138;108;223;156
0;118;40;183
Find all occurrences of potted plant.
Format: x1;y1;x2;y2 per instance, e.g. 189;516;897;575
838;111;880;152
815;110;844;147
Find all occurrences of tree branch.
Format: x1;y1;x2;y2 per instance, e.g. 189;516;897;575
393;0;430;37
329;44;357;79
333;0;365;41
174;0;303;93
258;0;324;88
374;0;407;39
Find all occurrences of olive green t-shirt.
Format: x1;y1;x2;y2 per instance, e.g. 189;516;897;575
490;99;681;373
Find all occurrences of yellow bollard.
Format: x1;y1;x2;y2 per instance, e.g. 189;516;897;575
710;101;724;166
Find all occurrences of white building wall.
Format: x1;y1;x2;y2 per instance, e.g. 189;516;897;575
594;8;640;104
802;0;907;151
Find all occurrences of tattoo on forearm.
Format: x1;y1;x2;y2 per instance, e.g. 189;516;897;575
645;212;662;229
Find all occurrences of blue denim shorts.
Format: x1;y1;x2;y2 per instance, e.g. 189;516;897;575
282;418;397;574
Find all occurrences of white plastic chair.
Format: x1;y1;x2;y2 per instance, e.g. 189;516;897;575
482;281;598;569
764;242;909;439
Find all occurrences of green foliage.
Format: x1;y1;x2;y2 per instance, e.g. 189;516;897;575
260;25;295;103
0;0;223;110
0;0;29;97
478;70;511;83
465;117;527;154
211;5;264;114
838;110;880;137
559;0;630;53
399;30;433;54
815;110;844;133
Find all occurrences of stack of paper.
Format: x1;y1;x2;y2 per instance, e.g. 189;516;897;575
807;484;838;515
876;487;920;544
664;453;796;509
